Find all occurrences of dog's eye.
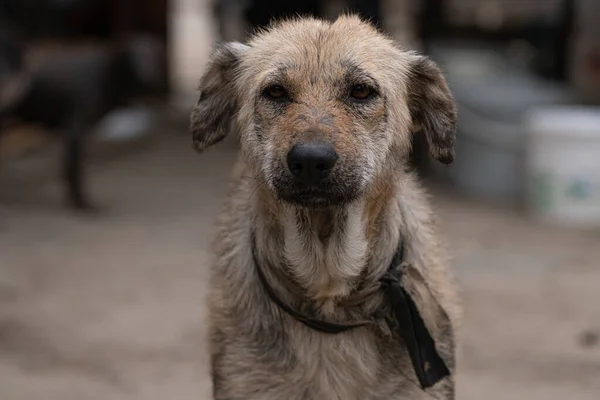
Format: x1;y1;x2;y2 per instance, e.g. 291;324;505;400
350;84;373;100
265;85;288;100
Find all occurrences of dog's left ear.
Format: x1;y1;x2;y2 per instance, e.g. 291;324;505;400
406;56;457;165
190;42;248;153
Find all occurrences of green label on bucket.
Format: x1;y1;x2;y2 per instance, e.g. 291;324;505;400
566;178;594;201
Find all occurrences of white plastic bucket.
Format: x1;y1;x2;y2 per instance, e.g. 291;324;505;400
526;107;600;228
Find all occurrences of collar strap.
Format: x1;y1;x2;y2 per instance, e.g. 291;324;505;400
252;241;371;334
252;235;449;390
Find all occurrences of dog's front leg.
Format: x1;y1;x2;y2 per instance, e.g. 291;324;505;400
62;120;92;211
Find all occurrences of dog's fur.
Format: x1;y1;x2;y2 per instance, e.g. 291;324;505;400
191;15;460;400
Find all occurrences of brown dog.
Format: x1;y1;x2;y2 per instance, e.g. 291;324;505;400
191;15;460;400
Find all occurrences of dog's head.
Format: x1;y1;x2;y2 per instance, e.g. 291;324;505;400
191;16;456;208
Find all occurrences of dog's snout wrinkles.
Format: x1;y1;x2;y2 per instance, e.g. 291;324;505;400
287;142;338;185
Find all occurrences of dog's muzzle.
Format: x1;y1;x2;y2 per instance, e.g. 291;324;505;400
272;141;362;208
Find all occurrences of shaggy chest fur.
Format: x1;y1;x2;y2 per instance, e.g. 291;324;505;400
288;326;406;399
207;175;450;400
213;286;427;400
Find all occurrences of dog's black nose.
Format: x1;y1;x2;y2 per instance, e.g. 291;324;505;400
287;142;338;184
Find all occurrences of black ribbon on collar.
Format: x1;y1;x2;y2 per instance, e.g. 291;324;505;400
379;248;451;389
252;237;450;390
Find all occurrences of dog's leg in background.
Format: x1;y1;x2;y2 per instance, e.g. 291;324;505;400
62;119;89;211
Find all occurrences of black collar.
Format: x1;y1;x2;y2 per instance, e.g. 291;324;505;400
252;242;372;334
251;235;450;390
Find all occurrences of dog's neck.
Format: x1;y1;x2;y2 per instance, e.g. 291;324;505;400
254;177;402;315
281;203;369;300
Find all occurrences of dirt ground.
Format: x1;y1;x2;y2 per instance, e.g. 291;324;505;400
1;134;599;399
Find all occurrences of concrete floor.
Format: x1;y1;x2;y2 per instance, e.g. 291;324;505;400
1;134;600;399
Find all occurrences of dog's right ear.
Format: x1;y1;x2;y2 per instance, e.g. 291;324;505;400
190;42;248;153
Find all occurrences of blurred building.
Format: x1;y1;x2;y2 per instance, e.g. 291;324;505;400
2;0;599;206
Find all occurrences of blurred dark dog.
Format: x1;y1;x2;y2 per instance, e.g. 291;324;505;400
0;33;164;210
